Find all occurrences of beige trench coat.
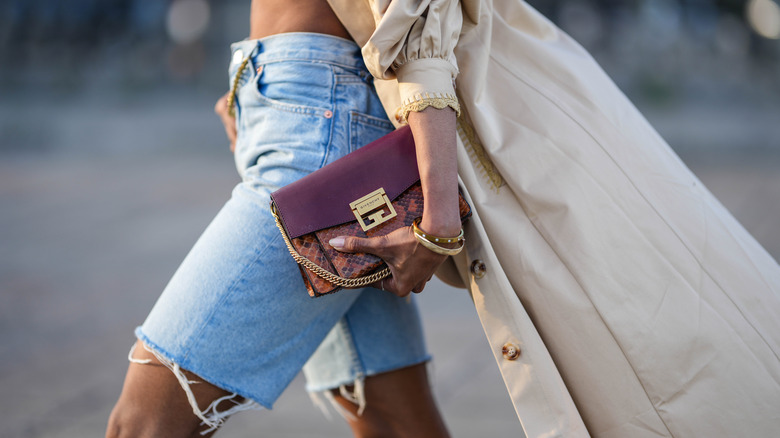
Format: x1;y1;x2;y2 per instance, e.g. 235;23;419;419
328;1;780;436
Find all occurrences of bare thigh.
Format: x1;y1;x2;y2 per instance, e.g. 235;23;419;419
106;341;236;438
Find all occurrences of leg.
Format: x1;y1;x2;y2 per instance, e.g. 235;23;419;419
105;181;362;436
331;363;449;438
107;344;447;438
106;341;240;438
304;289;448;438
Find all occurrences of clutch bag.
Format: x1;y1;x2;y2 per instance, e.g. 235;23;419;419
270;125;471;297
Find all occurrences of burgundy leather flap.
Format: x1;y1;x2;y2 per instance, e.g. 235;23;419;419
271;126;419;239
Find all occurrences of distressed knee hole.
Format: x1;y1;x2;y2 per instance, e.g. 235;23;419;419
127;342;262;435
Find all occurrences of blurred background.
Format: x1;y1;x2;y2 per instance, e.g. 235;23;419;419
1;0;778;437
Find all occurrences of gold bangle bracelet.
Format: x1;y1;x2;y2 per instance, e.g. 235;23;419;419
412;217;464;244
414;232;465;256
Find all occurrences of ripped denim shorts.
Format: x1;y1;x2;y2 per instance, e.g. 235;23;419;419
134;33;430;431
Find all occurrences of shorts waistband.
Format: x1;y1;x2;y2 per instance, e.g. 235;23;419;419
230;33;365;71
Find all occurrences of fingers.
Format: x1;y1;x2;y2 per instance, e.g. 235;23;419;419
329;235;387;258
214;92;237;153
382;276;412;298
214;92;228;115
372;275;425;297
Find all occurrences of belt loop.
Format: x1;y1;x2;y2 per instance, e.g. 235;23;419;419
252;40;263;74
242;40;263;79
252;39;262;60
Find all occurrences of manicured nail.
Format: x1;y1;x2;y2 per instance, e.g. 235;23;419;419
329;237;345;249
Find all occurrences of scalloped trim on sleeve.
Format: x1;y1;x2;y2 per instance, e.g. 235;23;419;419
397;92;461;123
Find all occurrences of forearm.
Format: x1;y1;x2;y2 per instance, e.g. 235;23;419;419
407;107;461;237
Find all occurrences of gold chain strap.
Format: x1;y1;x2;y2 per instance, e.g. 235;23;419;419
271;204;391;288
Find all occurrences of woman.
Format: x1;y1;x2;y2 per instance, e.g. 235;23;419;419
106;1;460;437
110;0;780;437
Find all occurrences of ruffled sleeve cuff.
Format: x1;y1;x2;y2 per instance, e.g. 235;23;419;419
395;58;461;122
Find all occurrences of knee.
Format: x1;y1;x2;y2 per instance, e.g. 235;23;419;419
105;405;131;438
106;404;141;438
105;403;157;438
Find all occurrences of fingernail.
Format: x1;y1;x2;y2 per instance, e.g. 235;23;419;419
329;237;345;249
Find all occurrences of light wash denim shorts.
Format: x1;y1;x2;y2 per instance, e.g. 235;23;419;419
135;33;430;426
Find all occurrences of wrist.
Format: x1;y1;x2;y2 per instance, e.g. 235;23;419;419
421;190;461;237
419;214;461;238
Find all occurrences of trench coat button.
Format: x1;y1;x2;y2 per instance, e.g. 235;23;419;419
502;343;521;361
470;259;486;279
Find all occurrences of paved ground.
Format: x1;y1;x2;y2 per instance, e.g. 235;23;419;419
1;93;779;438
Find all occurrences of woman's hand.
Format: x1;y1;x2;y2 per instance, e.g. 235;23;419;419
214;91;237;153
329;226;447;297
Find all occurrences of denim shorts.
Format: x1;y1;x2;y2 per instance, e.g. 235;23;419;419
135;33;430;425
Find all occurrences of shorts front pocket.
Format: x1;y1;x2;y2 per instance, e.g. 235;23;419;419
251;61;334;115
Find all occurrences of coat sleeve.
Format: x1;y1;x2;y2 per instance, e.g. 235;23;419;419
362;0;477;121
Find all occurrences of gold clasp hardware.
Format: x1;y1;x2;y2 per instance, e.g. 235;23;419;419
350;188;397;231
